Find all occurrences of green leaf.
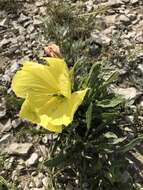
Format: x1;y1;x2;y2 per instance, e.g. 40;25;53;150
119;135;143;153
44;151;69;168
85;63;101;86
96;96;123;108
44;143;84;167
86;102;93;129
101;112;118;122
104;132;126;145
112;137;126;144
103;71;119;86
104;132;118;139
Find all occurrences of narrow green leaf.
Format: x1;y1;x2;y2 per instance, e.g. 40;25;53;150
86;102;93;129
104;132;118;139
96;96;123;108
85;63;101;86
119;135;143;153
103;71;119;86
112;137;126;144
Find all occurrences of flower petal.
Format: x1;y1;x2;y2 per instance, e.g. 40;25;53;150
38;89;88;126
19;96;63;133
19;96;40;123
40;115;63;133
43;58;71;98
11;61;60;99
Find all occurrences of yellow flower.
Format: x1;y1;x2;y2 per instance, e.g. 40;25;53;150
11;58;87;133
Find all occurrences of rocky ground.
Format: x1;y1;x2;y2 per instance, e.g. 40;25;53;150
0;0;143;189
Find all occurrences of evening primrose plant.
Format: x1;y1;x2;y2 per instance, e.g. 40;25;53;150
11;57;87;133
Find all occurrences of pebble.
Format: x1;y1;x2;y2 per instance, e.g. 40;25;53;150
113;87;139;100
137;64;143;74
130;0;139;4
0;119;12;133
42;177;48;187
26;152;39;166
108;0;124;7
91;31;111;46
35;1;45;7
35;178;43;188
19;13;30;23
0;98;6;118
0;38;11;48
0;133;11;143
10;62;19;73
12;118;22;128
104;15;117;25
118;14;131;24
5;143;33;155
0;18;8;28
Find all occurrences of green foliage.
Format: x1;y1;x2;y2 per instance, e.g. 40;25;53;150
0;176;16;190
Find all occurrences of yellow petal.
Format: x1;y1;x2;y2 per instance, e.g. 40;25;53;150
11;61;60;99
19;96;40;123
39;89;88;126
19;96;63;133
43;58;71;98
40;115;63;133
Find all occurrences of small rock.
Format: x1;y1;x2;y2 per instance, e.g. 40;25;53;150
0;133;11;143
0;119;12;133
38;145;48;159
31;171;37;176
0;38;11;48
135;32;143;43
19;13;30;23
33;18;43;26
39;7;47;16
113;87;139;100
85;0;94;12
122;0;130;3
10;62;19;73
137;64;143;74
140;101;143;107
91;31;111;46
17;159;25;170
12;118;22;128
34;177;43;188
35;1;45;7
102;26;116;35
23;20;33;28
12;170;18;181
125;115;134;123
27;25;35;33
117;14;130;24
5;143;33;155
42;177;48;187
0;98;6;118
38;173;44;179
5;157;14;170
29;181;35;188
42;135;48;144
127;13;137;21
0;18;8;28
108;0;123;7
104;15;117;25
130;0;139;4
26;153;39;166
